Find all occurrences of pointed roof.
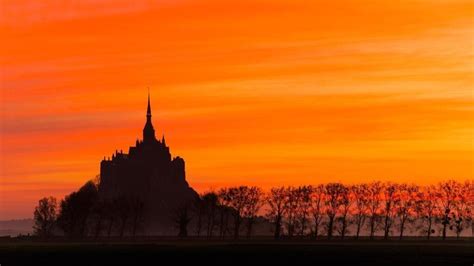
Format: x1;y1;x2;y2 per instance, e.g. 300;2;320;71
143;89;156;143
147;89;151;117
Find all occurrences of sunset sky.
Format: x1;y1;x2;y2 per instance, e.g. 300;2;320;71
0;0;473;219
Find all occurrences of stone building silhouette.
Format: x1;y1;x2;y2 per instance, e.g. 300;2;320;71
99;93;198;233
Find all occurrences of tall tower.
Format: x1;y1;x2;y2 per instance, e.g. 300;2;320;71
143;91;156;143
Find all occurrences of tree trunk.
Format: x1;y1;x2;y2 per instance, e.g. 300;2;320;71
207;210;215;238
247;218;254;238
370;216;375;240
179;221;188;237
327;216;334;239
196;214;202;237
234;215;241;239
399;219;405;240
383;215;390;240
427;217;432;240
314;219;320;239
219;211;225;238
300;213;306;236
274;215;281;239
356;217;362;240
471;219;474;237
340;216;347;240
442;214;448;240
223;213;229;238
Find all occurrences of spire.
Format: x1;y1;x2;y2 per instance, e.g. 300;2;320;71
143;89;156;143
162;134;166;146
147;88;151;118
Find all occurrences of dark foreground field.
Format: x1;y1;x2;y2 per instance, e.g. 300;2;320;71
0;239;473;266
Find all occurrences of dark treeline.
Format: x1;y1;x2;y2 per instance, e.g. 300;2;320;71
33;180;473;240
33;179;146;239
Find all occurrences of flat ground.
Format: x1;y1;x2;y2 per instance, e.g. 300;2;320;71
0;239;472;266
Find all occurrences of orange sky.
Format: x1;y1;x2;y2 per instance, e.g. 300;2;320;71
0;0;473;219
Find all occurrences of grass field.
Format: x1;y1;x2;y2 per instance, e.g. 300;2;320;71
0;239;472;266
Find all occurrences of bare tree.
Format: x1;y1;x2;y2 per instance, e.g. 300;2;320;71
243;186;264;238
450;181;470;239
310;184;325;238
351;184;369;239
381;183;398;239
415;185;438;239
115;196;130;238
104;199;117;237
396;184;418;240
325;183;345;239
465;180;474;237
130;197;145;237
285;187;300;238
217;188;232;238
175;202;192;237
296;186;313;237
90;176;104;238
437;180;459;240
193;194;206;237
202;192;219;238
266;187;288;239
367;181;383;239
222;186;248;239
90;199;106;239
33;196;58;238
336;185;351;239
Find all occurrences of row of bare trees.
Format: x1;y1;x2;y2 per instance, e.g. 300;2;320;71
177;180;473;240
175;186;264;239
34;180;472;239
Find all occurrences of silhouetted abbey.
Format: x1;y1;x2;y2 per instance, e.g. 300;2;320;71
99;93;198;233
